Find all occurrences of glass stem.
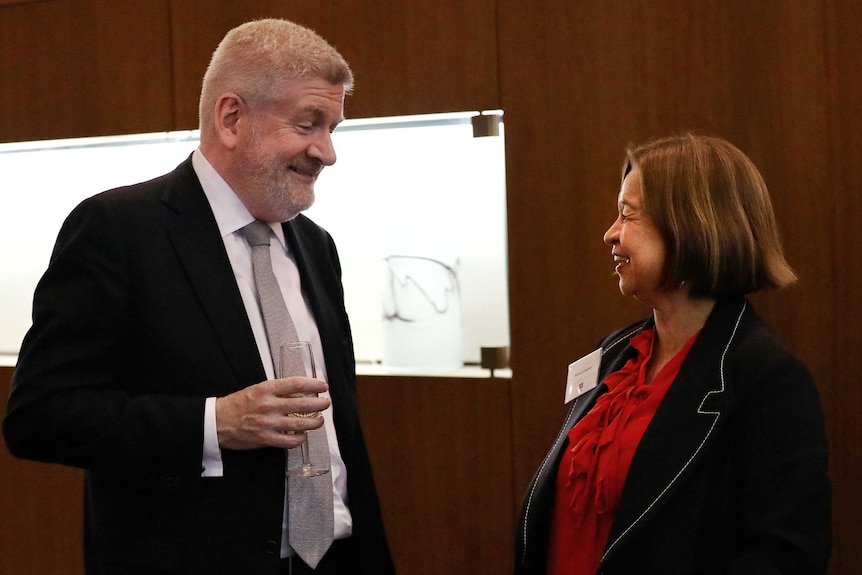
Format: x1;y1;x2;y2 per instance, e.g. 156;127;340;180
300;432;312;467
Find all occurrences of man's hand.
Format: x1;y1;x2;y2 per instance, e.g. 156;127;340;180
215;377;330;450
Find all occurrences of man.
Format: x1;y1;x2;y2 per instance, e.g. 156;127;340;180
3;19;395;575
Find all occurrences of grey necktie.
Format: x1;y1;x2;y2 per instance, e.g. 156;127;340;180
240;220;334;568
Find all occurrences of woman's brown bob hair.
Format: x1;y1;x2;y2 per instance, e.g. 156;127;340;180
623;134;797;297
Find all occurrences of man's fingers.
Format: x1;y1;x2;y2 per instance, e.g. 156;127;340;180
268;376;328;396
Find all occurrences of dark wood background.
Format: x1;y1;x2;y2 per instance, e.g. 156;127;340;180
1;1;859;574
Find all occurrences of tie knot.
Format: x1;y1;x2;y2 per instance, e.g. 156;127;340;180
241;220;272;247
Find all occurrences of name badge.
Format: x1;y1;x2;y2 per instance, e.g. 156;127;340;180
565;348;602;403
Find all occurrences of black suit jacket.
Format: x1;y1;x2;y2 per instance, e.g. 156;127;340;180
4;157;395;575
515;297;831;575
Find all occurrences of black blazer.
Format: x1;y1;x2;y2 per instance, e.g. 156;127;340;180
4;157;395;575
515;297;831;575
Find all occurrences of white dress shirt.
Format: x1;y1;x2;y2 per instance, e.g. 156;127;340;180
192;149;352;556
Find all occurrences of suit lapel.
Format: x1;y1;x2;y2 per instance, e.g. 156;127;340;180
283;218;349;387
601;298;747;563
284;219;324;323
161;159;265;390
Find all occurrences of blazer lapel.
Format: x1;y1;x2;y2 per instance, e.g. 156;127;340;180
283;219;326;325
161;159;265;390
601;298;747;563
282;218;347;383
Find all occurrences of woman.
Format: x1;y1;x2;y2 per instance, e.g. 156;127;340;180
515;134;831;575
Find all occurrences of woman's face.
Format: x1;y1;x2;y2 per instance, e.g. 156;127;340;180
603;168;668;304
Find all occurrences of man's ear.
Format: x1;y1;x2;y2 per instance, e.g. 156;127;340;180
213;93;244;150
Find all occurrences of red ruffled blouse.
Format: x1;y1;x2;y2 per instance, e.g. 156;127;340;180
547;328;698;575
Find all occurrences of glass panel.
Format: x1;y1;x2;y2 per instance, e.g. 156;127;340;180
0;112;509;373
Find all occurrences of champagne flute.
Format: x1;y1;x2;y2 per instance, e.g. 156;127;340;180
279;341;330;478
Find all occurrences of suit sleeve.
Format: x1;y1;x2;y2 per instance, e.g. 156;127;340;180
3;194;204;476
729;350;832;574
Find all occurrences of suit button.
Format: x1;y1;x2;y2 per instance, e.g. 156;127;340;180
264;540;278;555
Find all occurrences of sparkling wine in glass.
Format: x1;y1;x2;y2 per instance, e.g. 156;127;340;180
279;341;330;478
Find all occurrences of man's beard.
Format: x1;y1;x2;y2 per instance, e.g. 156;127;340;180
244;141;319;221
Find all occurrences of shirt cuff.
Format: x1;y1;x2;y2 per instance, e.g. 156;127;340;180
201;396;224;477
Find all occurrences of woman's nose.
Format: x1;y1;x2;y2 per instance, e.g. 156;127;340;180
603;219;619;245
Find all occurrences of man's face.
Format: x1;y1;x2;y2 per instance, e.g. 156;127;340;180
235;76;345;222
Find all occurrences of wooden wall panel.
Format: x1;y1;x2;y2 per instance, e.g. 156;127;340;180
169;0;500;129
498;1;858;573
357;375;515;575
823;1;862;571
0;0;172;143
0;366;84;575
